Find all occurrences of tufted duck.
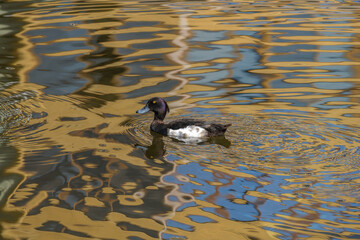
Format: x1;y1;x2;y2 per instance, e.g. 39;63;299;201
136;97;231;139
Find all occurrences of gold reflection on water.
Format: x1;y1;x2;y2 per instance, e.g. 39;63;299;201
162;203;278;240
3;206;163;240
2;0;360;239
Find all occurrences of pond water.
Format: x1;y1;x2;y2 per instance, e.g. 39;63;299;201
1;0;360;239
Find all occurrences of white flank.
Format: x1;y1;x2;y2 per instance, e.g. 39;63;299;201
168;125;208;139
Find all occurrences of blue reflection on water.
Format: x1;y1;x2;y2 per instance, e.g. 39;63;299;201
165;162;260;221
187;215;216;223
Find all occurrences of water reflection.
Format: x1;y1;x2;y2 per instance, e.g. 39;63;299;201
0;143;24;230
1;0;360;239
0;3;36;230
137;132;167;160
6;124;176;239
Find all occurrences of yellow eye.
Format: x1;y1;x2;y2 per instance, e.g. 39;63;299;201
152;100;156;104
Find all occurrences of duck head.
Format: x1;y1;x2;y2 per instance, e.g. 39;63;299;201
136;97;170;121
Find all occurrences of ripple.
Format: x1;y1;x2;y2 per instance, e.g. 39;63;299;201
131;111;360;174
0;91;35;136
130;111;360;239
120;116;153;144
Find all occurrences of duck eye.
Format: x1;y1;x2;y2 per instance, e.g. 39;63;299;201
152;100;156;104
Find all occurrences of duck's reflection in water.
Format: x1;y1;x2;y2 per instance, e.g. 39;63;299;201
137;131;231;160
175;134;231;148
136;132;167;161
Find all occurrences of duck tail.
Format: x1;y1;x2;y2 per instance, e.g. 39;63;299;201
222;123;231;132
210;123;231;133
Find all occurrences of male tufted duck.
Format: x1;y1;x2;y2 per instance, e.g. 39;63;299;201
136;97;231;138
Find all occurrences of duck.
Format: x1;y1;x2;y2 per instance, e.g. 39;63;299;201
136;97;231;138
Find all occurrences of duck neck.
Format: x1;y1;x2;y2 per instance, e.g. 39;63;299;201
153;111;166;121
151;112;164;130
150;118;168;135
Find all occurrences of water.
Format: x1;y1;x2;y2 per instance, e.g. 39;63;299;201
1;0;360;239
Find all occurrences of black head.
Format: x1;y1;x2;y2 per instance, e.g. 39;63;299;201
136;97;170;121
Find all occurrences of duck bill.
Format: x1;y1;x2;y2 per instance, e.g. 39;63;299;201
136;105;150;114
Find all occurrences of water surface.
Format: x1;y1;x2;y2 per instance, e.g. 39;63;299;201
1;0;360;239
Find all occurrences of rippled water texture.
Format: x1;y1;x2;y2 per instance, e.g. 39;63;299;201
1;0;360;239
